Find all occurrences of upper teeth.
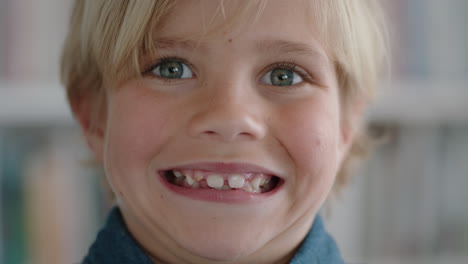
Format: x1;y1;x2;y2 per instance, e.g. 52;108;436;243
206;174;224;189
174;171;184;178
170;169;273;193
251;177;262;190
194;171;204;181
228;174;245;189
185;175;195;185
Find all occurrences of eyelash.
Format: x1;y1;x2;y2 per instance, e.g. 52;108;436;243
143;56;195;76
143;56;315;85
262;61;314;85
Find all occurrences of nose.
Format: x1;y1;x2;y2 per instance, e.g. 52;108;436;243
187;88;266;142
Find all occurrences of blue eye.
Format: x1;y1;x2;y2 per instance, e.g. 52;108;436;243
261;67;303;86
152;59;193;79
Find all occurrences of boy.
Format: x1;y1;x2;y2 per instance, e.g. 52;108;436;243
61;0;387;263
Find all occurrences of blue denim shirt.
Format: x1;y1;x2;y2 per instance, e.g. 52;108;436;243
83;207;344;264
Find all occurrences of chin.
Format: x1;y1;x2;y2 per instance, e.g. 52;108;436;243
178;228;268;261
186;243;257;262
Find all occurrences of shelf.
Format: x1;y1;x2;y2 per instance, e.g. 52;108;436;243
368;79;468;124
1;79;467;126
0;81;73;126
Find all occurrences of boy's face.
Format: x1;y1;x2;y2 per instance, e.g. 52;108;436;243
85;0;355;262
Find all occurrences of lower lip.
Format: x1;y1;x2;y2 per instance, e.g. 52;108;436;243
158;173;282;204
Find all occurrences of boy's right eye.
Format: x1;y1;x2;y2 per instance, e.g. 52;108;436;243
150;58;194;79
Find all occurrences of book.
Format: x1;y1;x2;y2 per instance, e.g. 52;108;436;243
0;128;105;264
0;129;40;264
0;130;4;262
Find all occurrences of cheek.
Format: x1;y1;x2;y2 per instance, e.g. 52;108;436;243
103;88;173;187
275;97;341;196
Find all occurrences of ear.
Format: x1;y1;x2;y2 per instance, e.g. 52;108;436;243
338;99;366;165
73;97;107;164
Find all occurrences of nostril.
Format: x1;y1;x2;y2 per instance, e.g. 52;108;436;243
199;129;260;142
201;131;220;138
188;109;266;141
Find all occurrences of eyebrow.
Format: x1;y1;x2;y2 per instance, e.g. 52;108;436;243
153;38;202;50
255;39;330;64
153;38;329;64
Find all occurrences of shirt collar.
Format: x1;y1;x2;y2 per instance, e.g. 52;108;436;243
289;213;344;264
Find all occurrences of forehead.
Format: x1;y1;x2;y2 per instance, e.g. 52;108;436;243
154;0;328;56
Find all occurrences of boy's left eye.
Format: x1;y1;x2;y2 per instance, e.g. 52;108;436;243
261;68;303;86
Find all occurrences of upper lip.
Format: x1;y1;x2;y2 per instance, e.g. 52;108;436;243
159;162;283;178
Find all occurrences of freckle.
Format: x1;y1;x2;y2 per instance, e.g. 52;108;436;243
315;138;324;149
228;38;232;43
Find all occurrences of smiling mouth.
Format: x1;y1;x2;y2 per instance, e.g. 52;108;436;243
162;169;281;193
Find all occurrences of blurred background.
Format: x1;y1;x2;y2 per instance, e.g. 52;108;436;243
0;0;467;263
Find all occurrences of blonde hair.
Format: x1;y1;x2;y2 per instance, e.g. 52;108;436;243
61;0;388;192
